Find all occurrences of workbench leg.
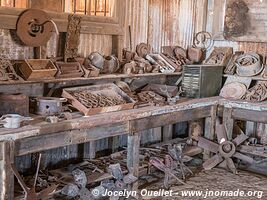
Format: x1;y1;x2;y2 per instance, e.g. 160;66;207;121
84;141;96;159
0;141;14;200
162;125;173;142
108;136;120;153
127;133;140;192
223;107;234;140
204;105;217;159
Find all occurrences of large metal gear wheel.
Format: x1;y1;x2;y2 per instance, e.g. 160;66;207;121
198;121;254;174
16;9;54;47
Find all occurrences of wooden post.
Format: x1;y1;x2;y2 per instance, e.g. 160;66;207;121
204;105;217;159
223;107;234;140
127;133;140;191
108;136;120;153
0;141;14;200
84;141;96;159
162;125;173;142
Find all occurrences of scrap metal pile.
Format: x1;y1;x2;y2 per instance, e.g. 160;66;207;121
221;52;267;102
69;91;126;108
13;140;195;199
121;43;190;75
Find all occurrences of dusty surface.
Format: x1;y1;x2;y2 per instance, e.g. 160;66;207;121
140;168;267;200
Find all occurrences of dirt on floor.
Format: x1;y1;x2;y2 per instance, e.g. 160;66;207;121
139;168;267;200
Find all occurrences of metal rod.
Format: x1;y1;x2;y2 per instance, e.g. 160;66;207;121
104;0;106;16
33;154;42;188
74;0;76;13
88;0;91;15
84;0;87;15
94;0;97;15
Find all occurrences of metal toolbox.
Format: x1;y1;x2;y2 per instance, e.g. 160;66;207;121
62;83;135;116
182;65;223;98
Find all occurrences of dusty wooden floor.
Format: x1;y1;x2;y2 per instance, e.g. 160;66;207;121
140;168;267;200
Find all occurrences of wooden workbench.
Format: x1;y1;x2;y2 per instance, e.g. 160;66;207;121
0;97;218;199
2;96;267;199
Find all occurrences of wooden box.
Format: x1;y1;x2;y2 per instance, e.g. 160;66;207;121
18;59;57;80
62;83;135;116
55;62;84;78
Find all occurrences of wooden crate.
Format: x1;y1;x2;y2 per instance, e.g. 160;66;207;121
62;83;135;116
18;59;57;80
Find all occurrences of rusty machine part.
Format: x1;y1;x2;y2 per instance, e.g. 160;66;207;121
173;46;187;59
204;47;233;66
34;97;67;116
137;91;166;105
88;52;104;69
189;31;213;63
69;91;126;109
11;154;57;200
64;14;82;62
198;122;254;174
193;31;213;50
168;144;193;180
0;52;22;81
16;9;54;47
150;155;185;188
0;93;29;116
245;81;267;102
220;82;247;100
136;43;151;58
102;55;120;74
235;53;263;77
224;51;244;74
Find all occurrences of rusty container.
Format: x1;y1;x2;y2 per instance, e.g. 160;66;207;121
0;93;29;116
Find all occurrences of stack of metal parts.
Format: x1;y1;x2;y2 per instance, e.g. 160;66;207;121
203;47;233;66
244;81;267;102
122;43;185;75
69;91;126;109
137;91;166;105
122;44;158;74
224;51;244;74
0;52;22;81
161;46;191;71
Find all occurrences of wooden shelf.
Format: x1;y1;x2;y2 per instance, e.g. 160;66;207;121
0;72;182;86
223;74;267;81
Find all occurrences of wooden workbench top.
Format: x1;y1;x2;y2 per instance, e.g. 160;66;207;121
0;97;219;141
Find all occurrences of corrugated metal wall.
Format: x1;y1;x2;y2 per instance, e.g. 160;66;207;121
124;0;207;53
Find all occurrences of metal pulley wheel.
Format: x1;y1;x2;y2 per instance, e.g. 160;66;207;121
136;43;151;58
220;82;247;100
235;53;263;77
16;9;54;47
193;31;213;50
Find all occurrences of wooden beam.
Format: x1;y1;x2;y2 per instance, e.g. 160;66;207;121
127;133;140;191
0;141;14;200
0;7;123;35
130;106;212;133
204;105;217;159
14;122;128;156
162;125;173;142
223;107;234;140
232;108;267;124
